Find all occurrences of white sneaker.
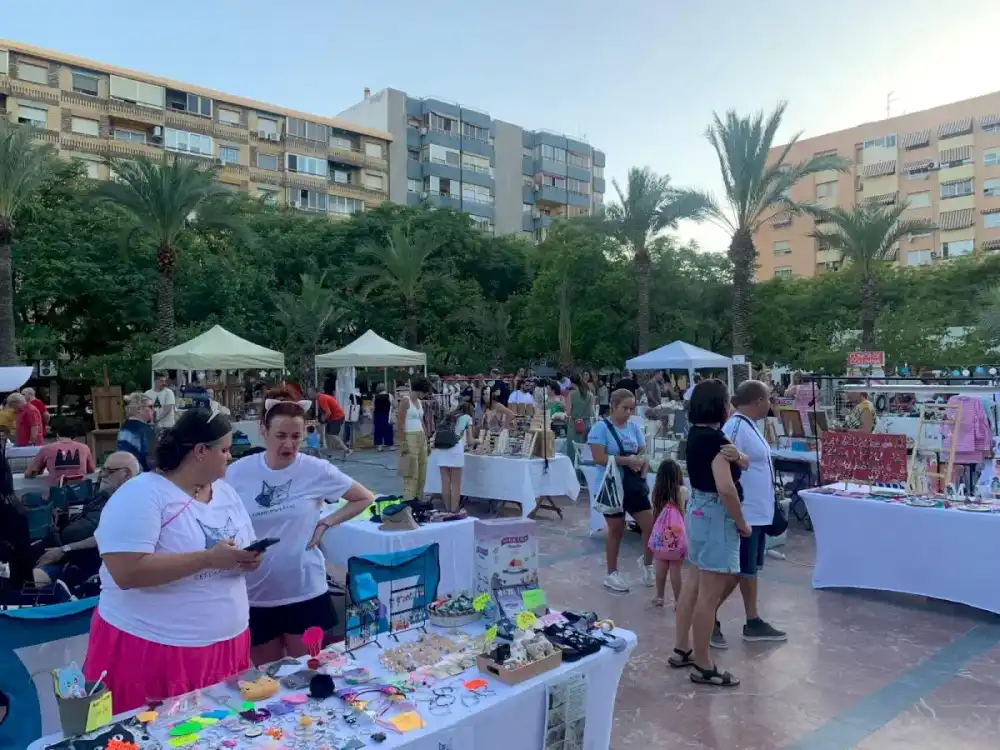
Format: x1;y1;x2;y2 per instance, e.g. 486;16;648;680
603;572;630;592
639;557;655;587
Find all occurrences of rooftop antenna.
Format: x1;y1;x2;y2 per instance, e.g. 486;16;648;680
886;91;897;119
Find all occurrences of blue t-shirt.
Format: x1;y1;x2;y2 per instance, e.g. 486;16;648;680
587;418;645;455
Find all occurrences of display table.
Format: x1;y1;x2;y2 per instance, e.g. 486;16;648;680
29;623;637;750
321;516;476;595
424;454;579;518
802;486;1000;614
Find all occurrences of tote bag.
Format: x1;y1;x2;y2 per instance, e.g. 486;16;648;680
592;457;624;515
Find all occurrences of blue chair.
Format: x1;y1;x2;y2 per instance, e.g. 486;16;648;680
26;503;55;543
20;492;48;510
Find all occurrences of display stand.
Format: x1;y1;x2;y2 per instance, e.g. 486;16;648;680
907;401;962;494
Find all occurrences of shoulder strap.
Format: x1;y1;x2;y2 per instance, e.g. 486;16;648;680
602;418;628;454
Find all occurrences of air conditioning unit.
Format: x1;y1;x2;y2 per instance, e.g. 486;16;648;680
37;360;58;378
930;250;940;259
152;126;163;138
419;127;428;135
266;132;280;142
215;158;225;167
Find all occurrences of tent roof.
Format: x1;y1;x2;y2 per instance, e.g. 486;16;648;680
151;325;285;371
625;340;732;371
315;330;426;369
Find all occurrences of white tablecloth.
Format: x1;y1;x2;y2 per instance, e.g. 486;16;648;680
771;448;818;464
29;624;637;750
424;454;580;517
321;516;476;595
802;487;1000;614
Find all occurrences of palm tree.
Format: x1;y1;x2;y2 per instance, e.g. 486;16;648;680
557;280;572;369
977;285;1000;342
274;272;342;386
704;102;850;355
604;167;711;354
0;120;58;364
94;155;250;346
804;202;935;349
352;225;442;349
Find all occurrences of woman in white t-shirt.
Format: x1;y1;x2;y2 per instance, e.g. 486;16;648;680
226;390;375;664
434;402;474;512
84;409;262;714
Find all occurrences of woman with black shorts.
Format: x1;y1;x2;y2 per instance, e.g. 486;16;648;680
587;388;653;593
226;390;376;664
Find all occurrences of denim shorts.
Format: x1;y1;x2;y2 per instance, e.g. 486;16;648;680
686;488;740;574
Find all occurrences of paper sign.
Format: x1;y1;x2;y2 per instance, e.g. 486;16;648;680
484;625;497;644
819;430;907;485
847;351;885;367
521;588;547;610
472;593;491;612
389;711;425;732
85;690;113;732
515;611;537;630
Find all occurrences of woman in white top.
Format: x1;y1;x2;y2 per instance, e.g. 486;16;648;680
226;390;375;664
434;402;474;512
397;377;431;501
85;409;262;713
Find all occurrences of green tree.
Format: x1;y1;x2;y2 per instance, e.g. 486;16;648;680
0;120;58;364
93;155;251;346
604;167;711;354
274;272;342;386
704;102;849;355
804;202;935;349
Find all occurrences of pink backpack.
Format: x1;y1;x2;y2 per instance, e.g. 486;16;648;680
648;504;687;562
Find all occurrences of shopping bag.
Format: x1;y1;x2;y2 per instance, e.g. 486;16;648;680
592;459;624;515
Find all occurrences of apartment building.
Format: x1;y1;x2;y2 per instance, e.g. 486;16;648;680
336;88;606;238
0;40;391;217
755;91;1000;280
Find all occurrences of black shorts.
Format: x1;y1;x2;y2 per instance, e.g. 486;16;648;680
249;592;337;646
739;526;767;577
605;484;652;518
325;419;344;436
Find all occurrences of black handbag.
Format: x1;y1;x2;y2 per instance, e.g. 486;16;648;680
603;419;649;500
733;415;787;537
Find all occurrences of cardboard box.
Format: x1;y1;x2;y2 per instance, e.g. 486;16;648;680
474;518;539;595
477;650;562;685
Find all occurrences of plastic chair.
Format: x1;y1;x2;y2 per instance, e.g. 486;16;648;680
47;486;71;515
20;492;48;510
26;504;55;543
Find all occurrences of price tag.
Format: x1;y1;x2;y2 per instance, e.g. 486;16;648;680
85;690;113;732
515;610;537;630
472;593;491;612
521;588;547;610
483;625;498;645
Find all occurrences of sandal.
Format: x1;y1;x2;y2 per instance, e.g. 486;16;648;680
667;648;695;668
690;664;740;687
651;597;664;608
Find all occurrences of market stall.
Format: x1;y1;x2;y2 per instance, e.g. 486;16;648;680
625;340;733;392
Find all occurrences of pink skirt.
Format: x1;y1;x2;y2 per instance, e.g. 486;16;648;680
83;609;251;714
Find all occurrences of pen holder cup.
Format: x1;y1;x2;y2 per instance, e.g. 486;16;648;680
55;682;107;737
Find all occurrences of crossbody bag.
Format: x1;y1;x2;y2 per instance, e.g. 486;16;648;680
732;415;788;537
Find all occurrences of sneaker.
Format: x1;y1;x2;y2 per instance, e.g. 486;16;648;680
638;557;655;587
603;572;630;592
742;618;788;642
711;621;728;650
52;579;77;603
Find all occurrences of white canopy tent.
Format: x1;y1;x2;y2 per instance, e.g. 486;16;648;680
151;325;285;374
314;330;426;371
626;340;733;391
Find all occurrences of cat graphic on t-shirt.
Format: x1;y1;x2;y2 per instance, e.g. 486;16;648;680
197;518;238;550
254;479;292;508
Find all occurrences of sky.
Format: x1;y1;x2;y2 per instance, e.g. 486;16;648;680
5;0;1000;251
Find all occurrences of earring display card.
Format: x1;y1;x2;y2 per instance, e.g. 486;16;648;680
543;673;587;750
345;598;381;654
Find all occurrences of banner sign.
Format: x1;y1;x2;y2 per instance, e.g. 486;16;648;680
820;430;907;485
847;351;885;367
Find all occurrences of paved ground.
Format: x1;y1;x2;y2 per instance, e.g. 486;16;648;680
334;451;1000;749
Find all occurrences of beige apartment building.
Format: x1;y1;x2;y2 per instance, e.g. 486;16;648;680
0;40;391;216
755;92;1000;280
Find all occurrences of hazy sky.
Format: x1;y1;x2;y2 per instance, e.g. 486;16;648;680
5;0;1000;250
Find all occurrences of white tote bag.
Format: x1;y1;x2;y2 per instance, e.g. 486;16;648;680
592;459;624;515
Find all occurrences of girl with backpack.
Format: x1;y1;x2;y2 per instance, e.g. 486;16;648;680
648;459;688;608
434;402;474;512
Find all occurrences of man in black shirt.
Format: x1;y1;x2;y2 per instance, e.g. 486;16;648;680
615;370;638;395
490;369;511;406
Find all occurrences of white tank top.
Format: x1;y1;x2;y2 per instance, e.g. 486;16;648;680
405;398;424;432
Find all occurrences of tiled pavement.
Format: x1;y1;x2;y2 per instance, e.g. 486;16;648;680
334;451;1000;749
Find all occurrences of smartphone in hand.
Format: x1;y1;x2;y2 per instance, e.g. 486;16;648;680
243;537;280;553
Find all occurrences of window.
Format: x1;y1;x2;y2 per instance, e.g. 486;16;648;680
462;183;493;205
407;149;420;162
165;128;213;156
567;178;591;195
173;93;211;117
773;240;792;255
287;118;328;142
333;170;351;184
985;123;1000;134
567;151;590;169
109;75;165;108
218;108;241;125
330;135;354;150
986;214;1000;229
330;195;364;215
364;142;383;158
407;115;422;129
113;129;146;144
538;144;567;162
910;230;932;239
364;173;384;191
470;215;494;232
907;250;933;266
286;153;327;177
523;203;532;214
423;144;460;167
943;240;974;258
287;188;328;212
0;50;7;76
986;150;1000;167
17;61;48;85
71;117;99;137
538;174;566;189
427;112;458;135
774;267;793;278
407;179;421;193
816;181;838;199
461;122;490;142
523;147;533;159
906;191;931;209
258;188;277;204
986;178;1000;197
593;165;604;179
256;153;279;171
256;116;279;136
68;154;101;179
462;153;491;174
906;170;931;182
71;71;99;96
523;176;534;188
941;179;973;199
425;175;457;197
862;134;897;149
219;145;239;165
17;105;47;128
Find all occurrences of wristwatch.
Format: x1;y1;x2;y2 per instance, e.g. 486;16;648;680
61;545;72;554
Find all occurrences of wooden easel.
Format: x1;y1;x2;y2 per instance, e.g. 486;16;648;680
907;401;961;494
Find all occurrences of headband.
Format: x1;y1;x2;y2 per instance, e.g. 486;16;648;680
264;399;312;414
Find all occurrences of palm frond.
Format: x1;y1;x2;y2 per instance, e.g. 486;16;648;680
605;167;707;255
0;120;58;219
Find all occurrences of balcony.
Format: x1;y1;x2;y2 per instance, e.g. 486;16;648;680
215;123;249;143
5;78;59;105
250;130;283;147
363;152;388;171
328;144;365;167
29;128;60;145
165;109;216;135
60;133;110;157
108;100;164;125
61;91;107;113
106;138;164;160
286;134;328;157
284;171;328;191
331;182;387;203
219;162;250;179
816;248;843;264
249;167;283;187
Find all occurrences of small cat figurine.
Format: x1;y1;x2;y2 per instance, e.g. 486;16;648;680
254;479;292;508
